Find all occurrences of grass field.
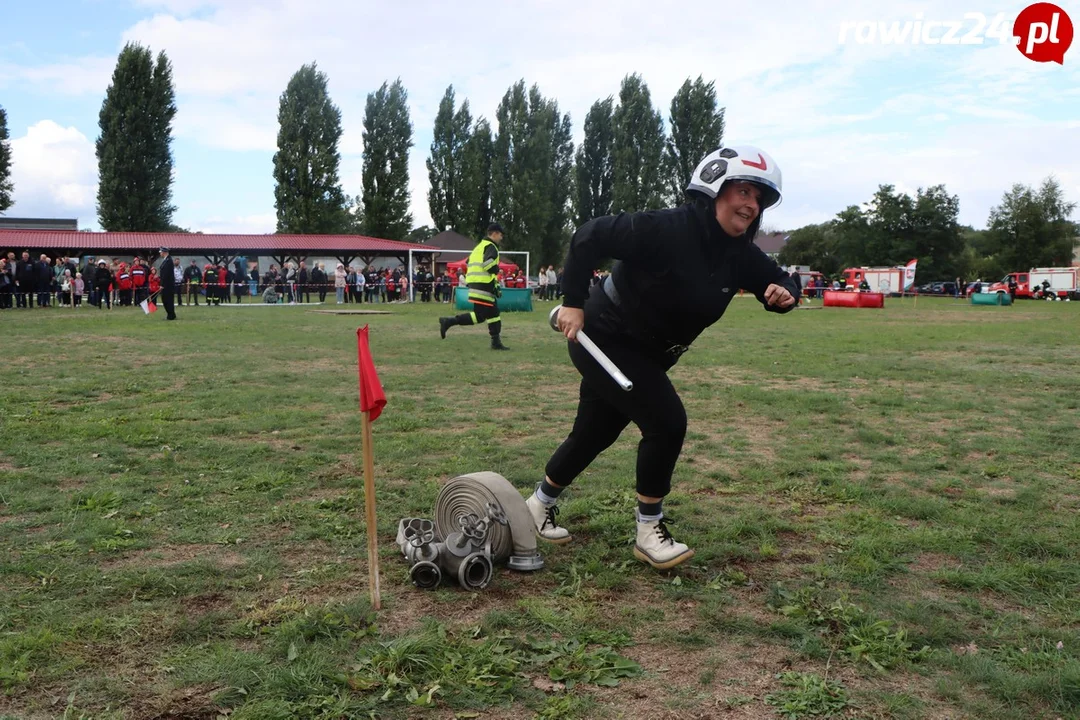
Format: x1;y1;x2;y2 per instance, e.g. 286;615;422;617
1;294;1078;720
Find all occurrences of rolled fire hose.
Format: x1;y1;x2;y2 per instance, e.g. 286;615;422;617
435;472;544;571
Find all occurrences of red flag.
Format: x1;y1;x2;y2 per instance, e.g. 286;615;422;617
356;325;387;421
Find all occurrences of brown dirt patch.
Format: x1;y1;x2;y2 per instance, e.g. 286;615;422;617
100;544;245;572
739;417;778;462
185;591;233;614
677;364;758;388
906;552;961;574
887;556;1036;623
298;487;353;502
291;356;346;372
59;476;87;491
844;454;872;482
127;682;225;720
279;539;342;567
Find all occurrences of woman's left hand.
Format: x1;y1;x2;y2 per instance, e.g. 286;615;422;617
764;283;795;308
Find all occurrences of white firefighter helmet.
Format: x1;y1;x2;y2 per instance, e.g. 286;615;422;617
686;145;782;209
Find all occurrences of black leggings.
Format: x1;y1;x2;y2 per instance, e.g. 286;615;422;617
545;332;686;498
454;301;501;336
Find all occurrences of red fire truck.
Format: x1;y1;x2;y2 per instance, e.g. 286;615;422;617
841;260;917;295
988;267;1078;300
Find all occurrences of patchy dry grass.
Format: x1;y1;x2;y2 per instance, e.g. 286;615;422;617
1;296;1078;719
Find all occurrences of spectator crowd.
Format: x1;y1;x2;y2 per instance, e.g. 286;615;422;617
1;250;567;310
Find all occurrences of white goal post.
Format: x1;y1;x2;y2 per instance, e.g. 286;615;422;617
407;248;531;302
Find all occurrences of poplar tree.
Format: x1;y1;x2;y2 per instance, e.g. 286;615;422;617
361;78;414;240
273;63;349;234
611;74;665;213
0;105;12;214
96;42;177;231
665;76;725;204
573;97;614;226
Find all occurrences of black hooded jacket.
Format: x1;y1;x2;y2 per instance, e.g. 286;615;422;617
560;199;799;348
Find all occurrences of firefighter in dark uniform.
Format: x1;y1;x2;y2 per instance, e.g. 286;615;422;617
158;247;177;320
524;145;800;570
203;263;219;305
183;260;202;305
437;223;510;350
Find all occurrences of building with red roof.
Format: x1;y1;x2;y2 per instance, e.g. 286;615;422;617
0;228;437;268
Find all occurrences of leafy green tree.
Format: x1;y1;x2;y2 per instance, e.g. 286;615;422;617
543;103;574;265
458;118;493;239
777;221;842;277
361;78;414;240
957;228;1004;280
986;177;1078;271
574;97;614;226
272;63;349;234
832;184;964;279
95;42;177;231
611;74;665;213
664;76;724;204
491;80;574;265
426;85;471;233
491;81;528;249
407;225;438;243
0;105;13;214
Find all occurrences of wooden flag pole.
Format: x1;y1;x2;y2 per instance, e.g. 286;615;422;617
361;408;381;610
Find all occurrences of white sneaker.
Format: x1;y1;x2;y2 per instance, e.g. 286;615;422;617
525;494;572;544
634;517;694;569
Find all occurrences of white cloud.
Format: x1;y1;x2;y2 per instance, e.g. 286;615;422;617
131;0;219;15
172;97;279;152
4;0;1076;235
764;118;1080;231
7;121;98;224
195;212;277;234
21;57;117;96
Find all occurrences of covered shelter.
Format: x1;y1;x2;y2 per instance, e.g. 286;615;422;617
0;229;436;270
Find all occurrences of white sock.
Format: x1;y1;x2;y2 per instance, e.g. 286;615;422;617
534;482;561;507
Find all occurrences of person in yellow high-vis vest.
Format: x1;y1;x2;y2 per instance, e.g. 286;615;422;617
438;223;510;350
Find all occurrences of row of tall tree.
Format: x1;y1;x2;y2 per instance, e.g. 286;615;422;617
86;43;729;264
0;106;15;214
777;179;1077;282
425;74;725;264
1;43;1075;274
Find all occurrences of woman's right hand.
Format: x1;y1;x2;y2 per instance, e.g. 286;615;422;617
557;306;585;342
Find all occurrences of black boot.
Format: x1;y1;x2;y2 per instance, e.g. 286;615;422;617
439;316;456;339
491;334;509;351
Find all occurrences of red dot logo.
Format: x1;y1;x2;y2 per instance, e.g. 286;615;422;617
1014;3;1073;63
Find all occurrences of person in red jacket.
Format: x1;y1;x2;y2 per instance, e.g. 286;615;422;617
116;262;133;306
131;258;149;304
148;266;161;296
217;262;228;303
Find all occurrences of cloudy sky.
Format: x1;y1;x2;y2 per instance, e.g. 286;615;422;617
2;0;1077;235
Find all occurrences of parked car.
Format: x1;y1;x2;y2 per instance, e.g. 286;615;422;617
916;281;957;296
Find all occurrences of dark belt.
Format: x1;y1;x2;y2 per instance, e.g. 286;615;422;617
601;275;689;359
